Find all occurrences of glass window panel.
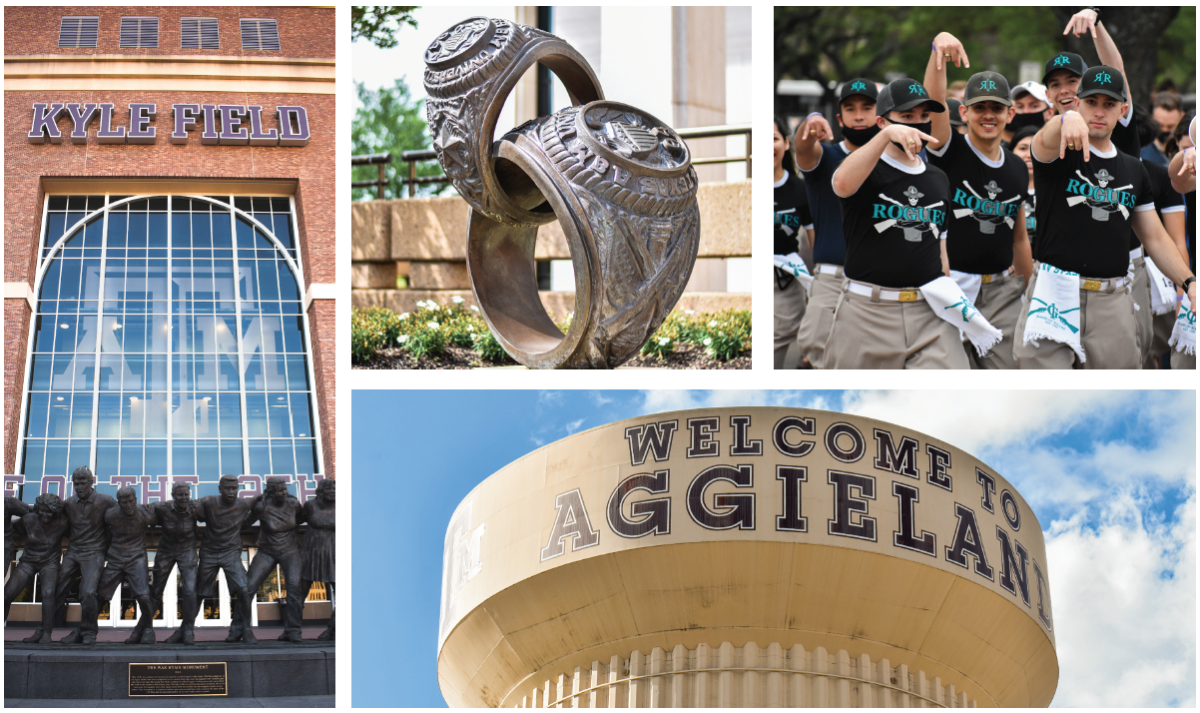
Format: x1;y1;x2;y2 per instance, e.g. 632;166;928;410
295;439;317;476
192;214;212;249
241;316;261;354
215;316;238;354
289;394;312;438
220;441;244;474
52;354;76;390
47;393;72;437
171;394;195;437
171;355;195;392
257;260;280;300
148;315;169;353
59;260;82;300
75;315;98;353
83;217;103;247
271;198;289;212
71;393;93;437
100;315;123;353
235;218;255;248
54;315;78;352
248;440;271;475
270;440;295;475
25;393;49;438
124;314;147;353
145;440;167;475
148;213;167;248
172;441;195;475
147;259;168;302
39;260;62;302
238;261;258;301
107;212;127;248
22;439;46;477
264;354;287;391
122;392;145;437
219;392;242;437
213;260;235;303
254;229;272;251
277;261;299;301
245;393;268;437
31;354;54;390
126;259;148;301
146;355;167;391
128;213;147;248
45;213;66;246
97;394;122;437
285;355;308;391
95;440;118;478
172;262;191;300
144;392;168;436
103;260;124;299
195;355;217;391
193;259;215;300
34;314;56;352
124;354;145;390
267;392;291;437
217;354;239;391
119;440;143;475
212;213;232;248
69;440;91;476
74;354;95;391
194;316;217;353
195;393;217;436
272;214;292;250
197;440;220;477
44;440;70;478
80;259;102;300
259;316;284;354
98;355;121;390
234;197;251;212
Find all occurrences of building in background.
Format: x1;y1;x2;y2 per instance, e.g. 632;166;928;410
3;6;336;629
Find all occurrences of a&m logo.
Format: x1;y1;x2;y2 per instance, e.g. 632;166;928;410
1028;298;1080;333
1053;55;1071;67
944;297;979;324
909;82;927;96
1095;71;1113;85
979;79;997;92
851;81;867;92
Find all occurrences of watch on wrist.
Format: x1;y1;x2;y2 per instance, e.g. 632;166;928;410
1183;276;1195;293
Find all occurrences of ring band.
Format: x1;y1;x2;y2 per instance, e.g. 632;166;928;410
906;139;916;145
1067;143;1074;148
424;17;605;227
944;53;952;58
468;102;700;368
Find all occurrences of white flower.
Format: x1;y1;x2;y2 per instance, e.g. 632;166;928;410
470;305;480;312
708;320;718;327
685;310;696;315
703;337;712;346
658;337;670;346
467;325;475;332
427;321;440;329
398;335;409;344
452;296;464;305
398;312;410;320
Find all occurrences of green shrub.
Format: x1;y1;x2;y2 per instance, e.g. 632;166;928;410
350;307;402;363
472;328;509;362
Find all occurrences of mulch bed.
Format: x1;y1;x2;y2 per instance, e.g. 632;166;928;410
354;342;750;370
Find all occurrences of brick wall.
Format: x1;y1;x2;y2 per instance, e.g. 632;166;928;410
4;6;334;59
308;299;336;480
4;301;32;476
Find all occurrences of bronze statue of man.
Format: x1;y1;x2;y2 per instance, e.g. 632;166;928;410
55;466;118;645
4;493;68;643
95;487;158;644
150;483;200;645
246;476;305;643
299;478;335;640
5;495;32;579
194;474;258;644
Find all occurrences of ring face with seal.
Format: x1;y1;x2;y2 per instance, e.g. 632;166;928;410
468;101;701;369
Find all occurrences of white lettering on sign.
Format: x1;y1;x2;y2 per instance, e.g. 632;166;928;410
28;102;310;147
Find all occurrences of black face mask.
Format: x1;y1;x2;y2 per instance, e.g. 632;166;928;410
889;120;933;154
840;123;882;147
1158;131;1173;145
1008;112;1046;132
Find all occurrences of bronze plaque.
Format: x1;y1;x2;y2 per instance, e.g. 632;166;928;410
128;662;228;697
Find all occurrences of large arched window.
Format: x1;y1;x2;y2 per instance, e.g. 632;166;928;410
17;194;323;496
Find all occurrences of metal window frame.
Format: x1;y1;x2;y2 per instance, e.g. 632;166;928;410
119;15;159;49
58;15;99;49
180;16;220;50
15;193;325;492
239;18;281;51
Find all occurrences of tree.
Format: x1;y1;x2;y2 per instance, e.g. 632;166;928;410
351;6;418;49
352;79;447;201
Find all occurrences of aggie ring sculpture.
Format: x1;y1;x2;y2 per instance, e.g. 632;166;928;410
424;17;701;368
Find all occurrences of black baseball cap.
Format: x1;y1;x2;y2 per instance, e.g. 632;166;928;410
838;78;878;105
1077;65;1127;102
947;98;965;126
876;78;945;116
1042;52;1087;85
964;71;1012;107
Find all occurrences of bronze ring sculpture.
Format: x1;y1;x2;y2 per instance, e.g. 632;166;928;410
469;102;700;368
424;16;605;227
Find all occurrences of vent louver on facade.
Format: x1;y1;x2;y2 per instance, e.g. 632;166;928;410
181;17;220;49
58;16;99;48
119;16;159;48
240;18;281;51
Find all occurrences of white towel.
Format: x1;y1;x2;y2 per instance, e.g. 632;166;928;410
774;252;814;293
1169;295;1196;355
1143;256;1177;315
1023;263;1085;363
919;275;1003;356
949;269;982;305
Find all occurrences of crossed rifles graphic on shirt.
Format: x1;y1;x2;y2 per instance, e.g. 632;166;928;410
875;186;944;241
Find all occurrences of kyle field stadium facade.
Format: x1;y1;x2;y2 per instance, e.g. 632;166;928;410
440;408;1057;707
4;7;335;628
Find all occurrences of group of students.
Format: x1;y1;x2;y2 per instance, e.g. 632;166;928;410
774;8;1197;369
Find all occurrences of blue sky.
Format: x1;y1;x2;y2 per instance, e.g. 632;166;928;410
351;390;1195;708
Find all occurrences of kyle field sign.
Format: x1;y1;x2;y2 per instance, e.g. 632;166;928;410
28;103;310;146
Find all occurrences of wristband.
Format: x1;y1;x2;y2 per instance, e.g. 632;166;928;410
805;112;823;123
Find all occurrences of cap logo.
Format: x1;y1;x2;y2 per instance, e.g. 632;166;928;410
1095;71;1113;85
1053;55;1071;67
979;79;997;92
908;82;927;96
851;81;867;92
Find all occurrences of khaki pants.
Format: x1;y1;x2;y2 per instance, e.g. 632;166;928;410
1173;349;1196;369
774;276;807;368
796;269;843;369
1131;257;1155;368
824;286;971;369
967;273;1026;369
1012;266;1140;369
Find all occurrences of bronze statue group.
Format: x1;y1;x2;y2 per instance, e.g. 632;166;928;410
774;8;1197;369
4;467;335;646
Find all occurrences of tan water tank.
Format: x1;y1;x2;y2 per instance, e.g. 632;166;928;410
438;408;1058;707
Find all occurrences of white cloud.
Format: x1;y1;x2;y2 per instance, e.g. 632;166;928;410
1047;492;1195;707
637;390;834;415
564;418;586;434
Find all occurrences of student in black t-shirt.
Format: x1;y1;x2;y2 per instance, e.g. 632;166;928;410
791;77;880;368
924;36;1033;369
1009;126;1041;255
1015;66;1196;369
824;77;965;368
773;115;814;368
